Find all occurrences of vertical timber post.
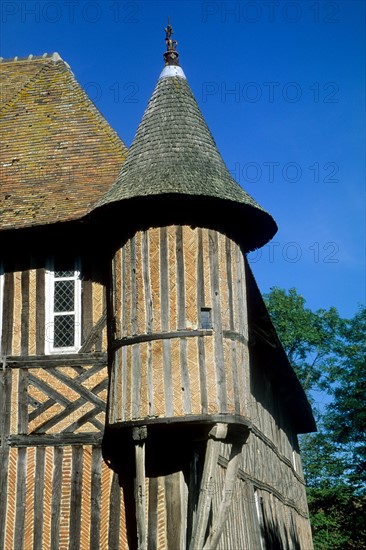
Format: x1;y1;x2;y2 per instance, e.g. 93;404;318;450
133;426;147;550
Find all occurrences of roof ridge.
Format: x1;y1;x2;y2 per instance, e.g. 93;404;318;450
62;67;128;160
0;54;72;115
0;61;55;114
0;53;127;231
0;52;63;63
0;54;127;156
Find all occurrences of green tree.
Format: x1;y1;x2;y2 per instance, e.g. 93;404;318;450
263;288;366;549
263;287;341;392
306;484;366;550
324;306;366;490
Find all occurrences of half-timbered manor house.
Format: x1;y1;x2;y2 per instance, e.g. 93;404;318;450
0;26;316;550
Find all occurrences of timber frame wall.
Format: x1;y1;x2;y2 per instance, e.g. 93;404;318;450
103;225;313;549
0;240;313;549
0;255;129;549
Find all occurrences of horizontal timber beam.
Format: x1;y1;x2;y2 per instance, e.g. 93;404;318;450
113;329;212;348
113;330;247;349
7;433;103;447
1;353;107;369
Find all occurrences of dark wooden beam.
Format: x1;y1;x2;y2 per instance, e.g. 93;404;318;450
8;433;103;447
113;330;213;349
133;426;147;550
189;423;228;550
2;352;107;369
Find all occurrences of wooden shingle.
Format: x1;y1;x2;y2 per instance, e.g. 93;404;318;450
95;72;277;251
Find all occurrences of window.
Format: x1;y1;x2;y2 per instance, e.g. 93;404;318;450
45;260;81;354
0;264;4;354
200;307;212;329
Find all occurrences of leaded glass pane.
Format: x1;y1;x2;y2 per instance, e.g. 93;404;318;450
54;280;74;312
54;315;75;348
54;270;74;278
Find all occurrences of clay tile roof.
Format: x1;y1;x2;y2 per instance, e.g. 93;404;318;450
94;70;277;250
0;53;127;231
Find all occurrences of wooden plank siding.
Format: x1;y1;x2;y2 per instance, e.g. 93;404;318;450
109;226;250;424
206;436;312;550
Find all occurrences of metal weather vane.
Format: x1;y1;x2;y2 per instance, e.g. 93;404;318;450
164;18;179;66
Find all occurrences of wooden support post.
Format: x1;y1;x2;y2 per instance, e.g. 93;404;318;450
133;426;147;550
203;440;243;550
189;423;228;550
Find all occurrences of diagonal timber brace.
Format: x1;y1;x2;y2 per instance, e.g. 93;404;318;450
189;423;249;550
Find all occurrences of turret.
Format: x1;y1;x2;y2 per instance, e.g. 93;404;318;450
98;22;276;449
90;24;313;550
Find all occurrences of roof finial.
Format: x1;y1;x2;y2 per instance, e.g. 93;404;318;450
164;18;179;66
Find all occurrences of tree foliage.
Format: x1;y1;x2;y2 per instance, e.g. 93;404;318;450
263;287;341;392
324;306;366;490
306;485;366;550
264;288;366;549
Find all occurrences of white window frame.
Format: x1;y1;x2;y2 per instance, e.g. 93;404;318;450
45;259;81;354
0;264;4;355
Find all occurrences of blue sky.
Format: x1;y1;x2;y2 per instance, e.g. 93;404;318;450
1;0;365;319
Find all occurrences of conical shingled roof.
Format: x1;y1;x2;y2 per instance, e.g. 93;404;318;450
95;48;277;250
